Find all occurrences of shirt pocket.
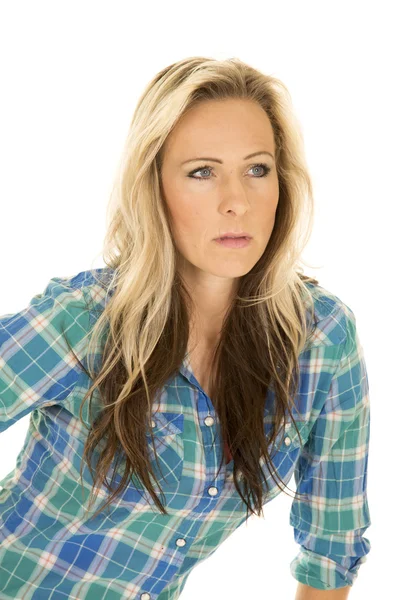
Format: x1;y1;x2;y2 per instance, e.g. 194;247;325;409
226;416;309;484
146;411;185;487
264;415;309;454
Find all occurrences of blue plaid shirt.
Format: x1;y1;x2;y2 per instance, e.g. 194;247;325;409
0;268;372;598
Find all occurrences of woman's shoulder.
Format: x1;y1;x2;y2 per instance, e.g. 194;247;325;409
303;279;358;348
64;266;117;313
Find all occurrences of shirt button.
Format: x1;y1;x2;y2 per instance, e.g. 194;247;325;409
140;594;151;600
284;436;291;446
285;422;291;430
208;486;218;496
176;538;186;547
204;416;214;426
151;419;156;428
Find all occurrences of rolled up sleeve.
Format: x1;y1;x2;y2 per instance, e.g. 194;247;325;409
289;307;372;590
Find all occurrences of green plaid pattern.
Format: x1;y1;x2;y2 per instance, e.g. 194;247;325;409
0;268;371;598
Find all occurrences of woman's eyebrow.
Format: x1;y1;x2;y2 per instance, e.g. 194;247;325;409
181;150;275;166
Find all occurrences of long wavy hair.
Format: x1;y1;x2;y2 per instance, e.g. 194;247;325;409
70;56;320;523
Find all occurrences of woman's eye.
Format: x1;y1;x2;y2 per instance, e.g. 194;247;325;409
250;164;270;177
190;166;213;179
188;163;271;181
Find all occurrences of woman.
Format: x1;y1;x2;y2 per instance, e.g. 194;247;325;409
0;57;371;599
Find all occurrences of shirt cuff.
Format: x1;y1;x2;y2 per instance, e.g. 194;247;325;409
289;526;371;590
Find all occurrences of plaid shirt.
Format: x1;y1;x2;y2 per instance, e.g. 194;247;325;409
0;268;372;598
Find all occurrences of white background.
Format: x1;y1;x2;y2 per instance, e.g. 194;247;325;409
0;1;398;597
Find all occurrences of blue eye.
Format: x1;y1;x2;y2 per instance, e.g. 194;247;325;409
187;163;271;181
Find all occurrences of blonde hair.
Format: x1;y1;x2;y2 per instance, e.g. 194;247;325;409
72;56;319;523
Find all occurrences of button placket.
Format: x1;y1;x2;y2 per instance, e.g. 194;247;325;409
204;413;225;490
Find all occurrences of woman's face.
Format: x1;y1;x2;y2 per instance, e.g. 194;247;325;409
160;98;280;286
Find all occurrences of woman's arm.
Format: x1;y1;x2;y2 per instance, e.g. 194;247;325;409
0;275;91;433
289;304;371;589
295;582;351;599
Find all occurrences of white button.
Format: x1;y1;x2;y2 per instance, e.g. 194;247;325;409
208;486;218;496
151;419;156;428
204;416;214;426
140;593;151;600
285;422;291;430
176;538;186;547
284;436;291;446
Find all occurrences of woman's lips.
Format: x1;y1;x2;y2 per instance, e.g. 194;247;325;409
214;237;251;248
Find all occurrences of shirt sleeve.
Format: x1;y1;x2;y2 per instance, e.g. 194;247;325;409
0;276;91;433
289;306;372;590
